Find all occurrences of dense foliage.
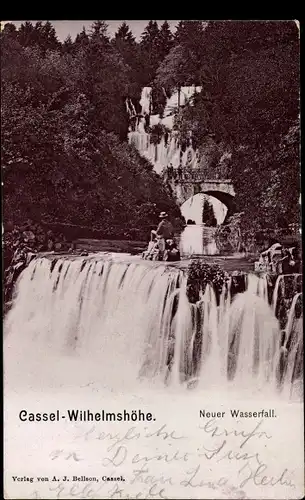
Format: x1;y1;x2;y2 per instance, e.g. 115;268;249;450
3;222;72;307
187;260;228;304
1;20;300;248
155;21;300;233
1;21;183;243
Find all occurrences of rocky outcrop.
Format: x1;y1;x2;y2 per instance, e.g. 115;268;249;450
3;222;71;307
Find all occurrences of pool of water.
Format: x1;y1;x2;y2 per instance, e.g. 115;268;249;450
178;224;247;257
179;224;218;256
75;225;254;260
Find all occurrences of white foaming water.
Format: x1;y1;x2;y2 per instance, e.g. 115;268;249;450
128;86;201;174
4;256;182;393
4;255;301;398
272;273;301;313
247;273;268;300
282;293;303;395
4;255;304;499
129;131;197;174
224;292;279;388
139;86;152;115
284;292;302;346
179;224;220;256
138;86;201;120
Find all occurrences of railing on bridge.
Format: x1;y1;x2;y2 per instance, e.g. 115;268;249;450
163;166;231;184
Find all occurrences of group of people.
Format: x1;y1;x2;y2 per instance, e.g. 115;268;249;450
164;164;184;182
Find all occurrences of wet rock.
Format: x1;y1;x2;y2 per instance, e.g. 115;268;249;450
4;221;73;308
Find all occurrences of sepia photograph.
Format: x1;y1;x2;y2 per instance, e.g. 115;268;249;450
2;19;303;499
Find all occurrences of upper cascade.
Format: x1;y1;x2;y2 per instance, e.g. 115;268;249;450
127;86;202;174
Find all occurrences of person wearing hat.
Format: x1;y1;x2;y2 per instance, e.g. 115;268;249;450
153;212;174;259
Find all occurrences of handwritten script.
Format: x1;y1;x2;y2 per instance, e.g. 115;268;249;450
9;417;300;499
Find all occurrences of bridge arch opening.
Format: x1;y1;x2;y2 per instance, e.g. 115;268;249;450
180;193;228;226
169;171;235;221
200;191;235;216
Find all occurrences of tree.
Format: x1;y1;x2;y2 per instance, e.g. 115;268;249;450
62;35;74;54
17;21;37;47
1;24;184;238
190;21;300;147
74;27;89;49
173;21;206;84
231;121;300;231
115;21;135;44
139;21;161;85
17;21;61;54
171;21;300;231
155;44;186;92
155;21;206;104
158;21;174;60
40;21;61;52
202;198;217;226
113;22;142;101
1;22;17;38
90;20;109;42
79;31;131;139
141;20;159;48
141;21;173;115
261;122;300;229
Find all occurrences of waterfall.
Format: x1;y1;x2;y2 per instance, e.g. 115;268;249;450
4;256;182;392
272;274;284;313
129;85;230;225
281;293;303;395
179;225;220;256
139;86;152;115
247;272;268;299
224;290;280;388
4;255;302;397
128;86;201;174
197;284;226;386
272;273;301;313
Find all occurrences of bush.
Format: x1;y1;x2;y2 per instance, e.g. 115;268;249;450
186;259;228;303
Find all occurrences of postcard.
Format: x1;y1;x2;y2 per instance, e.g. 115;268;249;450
2;19;303;499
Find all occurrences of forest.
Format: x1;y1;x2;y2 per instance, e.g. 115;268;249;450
1;20;300;242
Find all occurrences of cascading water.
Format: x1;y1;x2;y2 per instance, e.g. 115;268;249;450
128;86;230;232
247;272;269;300
272;273;302;313
127;86;201;174
5;256;182;392
4;256;302;398
4;255;304;499
280;292;303;396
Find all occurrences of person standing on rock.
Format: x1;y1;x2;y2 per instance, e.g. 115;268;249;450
154;212;174;259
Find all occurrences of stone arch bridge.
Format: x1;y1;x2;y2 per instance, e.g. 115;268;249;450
165;168;236;216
